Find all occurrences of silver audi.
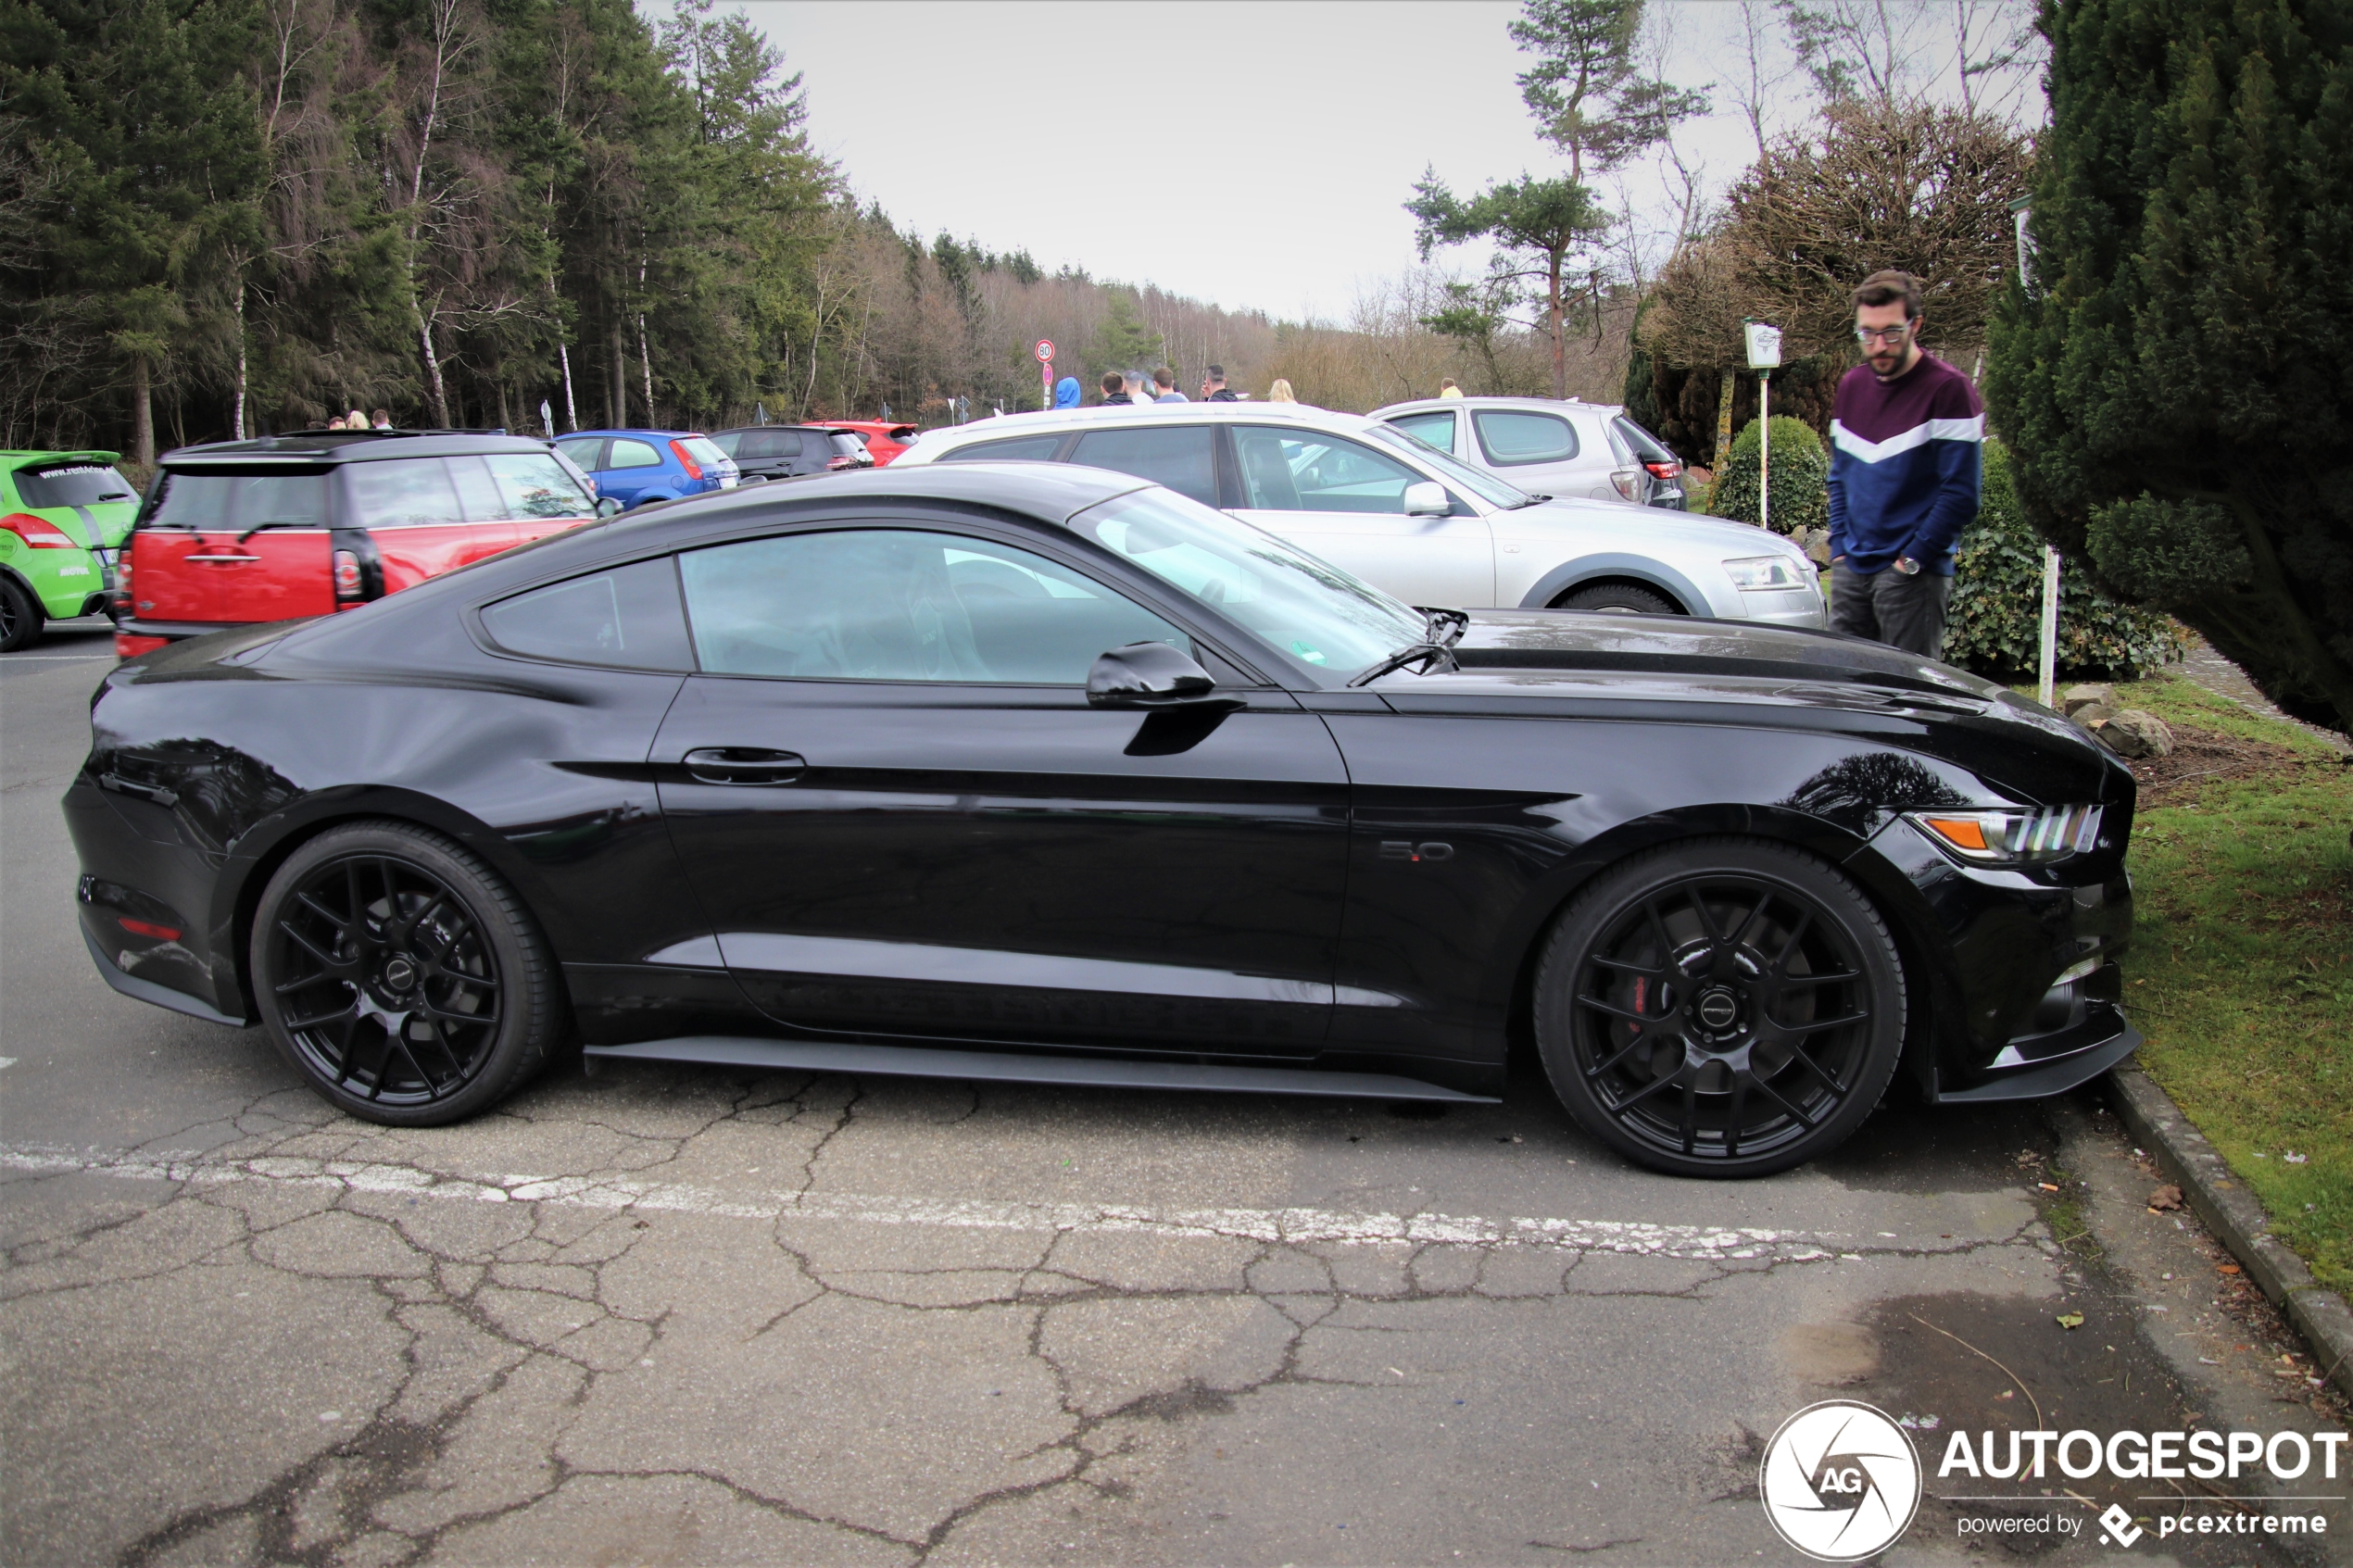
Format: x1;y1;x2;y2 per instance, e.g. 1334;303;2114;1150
892;402;1824;626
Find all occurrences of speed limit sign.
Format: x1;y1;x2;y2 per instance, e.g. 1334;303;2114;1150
1035;339;1054;363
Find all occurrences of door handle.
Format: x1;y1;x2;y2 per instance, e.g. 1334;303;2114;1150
681;746;806;785
183;553;262;563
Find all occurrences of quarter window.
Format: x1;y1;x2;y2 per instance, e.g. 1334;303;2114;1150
1232;427;1423;514
1388;411;1459;455
1067;426;1219;508
346;458;467;527
481;558;694;670
1472;410;1579;466
678;529;1189;684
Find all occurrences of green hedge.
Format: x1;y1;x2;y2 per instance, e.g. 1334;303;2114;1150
1944;442;2187;680
1705;416;1829;537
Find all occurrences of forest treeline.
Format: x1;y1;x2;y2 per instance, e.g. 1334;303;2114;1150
4;0;1550;462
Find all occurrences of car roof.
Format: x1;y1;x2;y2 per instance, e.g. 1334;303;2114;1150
1368;396;1623;420
708;424;849;435
559;429;708;441
905;401;1372;454
160;432;564;467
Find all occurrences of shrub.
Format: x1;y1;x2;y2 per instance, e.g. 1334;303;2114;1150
1944;442;2187;680
1706;415;1827;537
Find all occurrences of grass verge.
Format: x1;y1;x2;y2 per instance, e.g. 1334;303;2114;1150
2093;672;2351;1290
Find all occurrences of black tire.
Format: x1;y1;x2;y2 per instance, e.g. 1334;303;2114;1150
250;821;562;1125
1533;837;1906;1178
0;574;43;652
1550;582;1680;616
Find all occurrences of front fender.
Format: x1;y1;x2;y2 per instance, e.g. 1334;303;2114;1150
1516;553;1723;616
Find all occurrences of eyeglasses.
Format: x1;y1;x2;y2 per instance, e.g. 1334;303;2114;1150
1855;323;1913;345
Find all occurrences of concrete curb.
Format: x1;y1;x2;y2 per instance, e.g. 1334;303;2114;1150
2107;1064;2353;1403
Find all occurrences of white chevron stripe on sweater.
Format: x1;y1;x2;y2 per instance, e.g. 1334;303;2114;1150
1830;415;1985;464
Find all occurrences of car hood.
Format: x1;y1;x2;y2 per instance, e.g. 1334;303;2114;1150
1370;609;2126;805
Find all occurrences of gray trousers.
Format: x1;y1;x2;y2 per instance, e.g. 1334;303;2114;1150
1830;564;1951;659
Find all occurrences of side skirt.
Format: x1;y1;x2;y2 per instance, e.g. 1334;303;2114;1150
583;1035;1499;1103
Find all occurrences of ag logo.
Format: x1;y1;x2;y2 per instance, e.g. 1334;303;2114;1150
1758;1399;1922;1562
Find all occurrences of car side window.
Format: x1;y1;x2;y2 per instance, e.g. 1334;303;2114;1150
480;558;695;670
1233;427;1421;514
554;438;606;470
346;458;467;527
677;528;1190;684
936;433;1064;463
1066;426;1218;508
485;453;596;520
608;439;663;470
1389;411;1458;455
740;431;801;459
1472;410;1579;466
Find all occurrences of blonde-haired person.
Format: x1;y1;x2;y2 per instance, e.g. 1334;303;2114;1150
1438;376;1465;400
347;409;369;430
1267;378;1297;404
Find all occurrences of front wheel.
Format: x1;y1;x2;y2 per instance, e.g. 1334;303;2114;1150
1533;838;1906;1178
251;822;562;1125
1551;582;1680;616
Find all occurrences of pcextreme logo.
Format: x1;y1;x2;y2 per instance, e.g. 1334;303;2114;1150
1758;1399;1924;1562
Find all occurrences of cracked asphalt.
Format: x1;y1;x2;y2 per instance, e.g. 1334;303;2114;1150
6;632;2347;1567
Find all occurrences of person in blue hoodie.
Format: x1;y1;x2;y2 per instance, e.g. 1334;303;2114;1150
1826;270;1983;659
1053;376;1081;410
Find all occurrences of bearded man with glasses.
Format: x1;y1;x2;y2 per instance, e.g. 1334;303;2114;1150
1823;269;1984;659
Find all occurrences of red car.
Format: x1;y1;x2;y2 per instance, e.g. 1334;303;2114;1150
813;420;920;467
115;431;611;659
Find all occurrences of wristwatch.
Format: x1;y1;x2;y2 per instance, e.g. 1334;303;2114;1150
1894;556;1920;575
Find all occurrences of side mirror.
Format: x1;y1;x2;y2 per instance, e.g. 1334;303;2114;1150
1403;481;1450;517
595;496;624;518
1086;641;1224;708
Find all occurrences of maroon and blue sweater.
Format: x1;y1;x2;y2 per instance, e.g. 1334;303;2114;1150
1825;353;1983;576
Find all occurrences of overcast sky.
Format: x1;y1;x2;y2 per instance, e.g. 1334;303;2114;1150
738;1;1758;321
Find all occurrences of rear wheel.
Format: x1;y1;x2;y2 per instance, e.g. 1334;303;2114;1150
0;575;43;651
1533;838;1906;1178
1551;582;1679;616
251;822;561;1125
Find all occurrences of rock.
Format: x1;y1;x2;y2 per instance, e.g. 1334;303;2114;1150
2148;1185;2183;1212
2091;709;2175;759
1805;537;1832;566
2071;703;2116;726
2061;684;2114;717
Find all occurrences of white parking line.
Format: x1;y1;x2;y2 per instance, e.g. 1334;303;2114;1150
1;655;111;660
0;1144;1849;1261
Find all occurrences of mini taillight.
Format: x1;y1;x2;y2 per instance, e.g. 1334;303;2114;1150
1643;458;1683;480
116;633;170;659
119;916;182;941
333;548;364;599
669;440;703;481
0;511;77;548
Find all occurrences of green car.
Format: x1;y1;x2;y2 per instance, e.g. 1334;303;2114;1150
0;450;141;651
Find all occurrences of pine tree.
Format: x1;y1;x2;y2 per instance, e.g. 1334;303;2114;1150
1984;0;2353;732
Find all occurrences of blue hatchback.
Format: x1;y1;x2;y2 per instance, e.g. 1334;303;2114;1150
552;430;740;509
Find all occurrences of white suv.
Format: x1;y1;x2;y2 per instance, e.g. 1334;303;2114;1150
891;403;1820;626
1370;396;1688;509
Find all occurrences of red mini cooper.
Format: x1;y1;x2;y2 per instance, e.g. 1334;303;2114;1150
115;431;612;658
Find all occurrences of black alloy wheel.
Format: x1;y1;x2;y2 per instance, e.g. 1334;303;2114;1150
1552;582;1679;617
0;574;42;652
1534;839;1906;1178
252;822;560;1125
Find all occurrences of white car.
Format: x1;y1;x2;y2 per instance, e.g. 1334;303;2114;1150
892;402;1821;625
1370;395;1690;509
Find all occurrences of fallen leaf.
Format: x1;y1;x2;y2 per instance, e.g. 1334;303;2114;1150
2057;1312;2085;1330
2148;1185;2184;1211
2218;1264;2242;1275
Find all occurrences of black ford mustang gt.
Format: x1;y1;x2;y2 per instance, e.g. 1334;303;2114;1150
66;462;2139;1177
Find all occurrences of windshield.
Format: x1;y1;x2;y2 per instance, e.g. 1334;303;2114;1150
1065;487;1426;677
1365;422;1531;508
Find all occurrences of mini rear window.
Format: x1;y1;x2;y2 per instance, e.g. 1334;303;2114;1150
480;558;695;671
17;463;137;508
143;468;333;530
936;434;1064;463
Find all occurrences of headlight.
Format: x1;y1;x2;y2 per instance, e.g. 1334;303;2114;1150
1722;554;1809;590
1907;805;2104;865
